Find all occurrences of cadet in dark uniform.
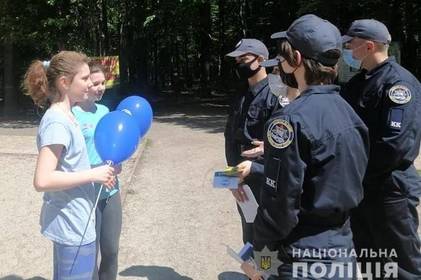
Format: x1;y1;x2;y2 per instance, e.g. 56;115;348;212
253;15;369;279
224;39;278;245
236;58;299;183
341;19;421;279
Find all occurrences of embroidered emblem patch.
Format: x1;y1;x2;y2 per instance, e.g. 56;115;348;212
253;246;282;278
267;119;294;149
266;177;277;189
389;108;403;130
388;85;411;104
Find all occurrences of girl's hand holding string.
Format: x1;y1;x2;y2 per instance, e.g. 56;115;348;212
91;165;115;189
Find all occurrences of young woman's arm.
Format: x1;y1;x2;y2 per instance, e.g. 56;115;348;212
34;144;115;192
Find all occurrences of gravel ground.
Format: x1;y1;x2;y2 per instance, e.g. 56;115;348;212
117;105;246;280
0;103;420;280
0;104;247;280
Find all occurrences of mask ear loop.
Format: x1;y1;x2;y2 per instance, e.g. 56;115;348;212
245;55;261;70
246;55;262;74
249;55;259;64
278;55;298;75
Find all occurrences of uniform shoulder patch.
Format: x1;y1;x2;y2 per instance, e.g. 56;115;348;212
267;119;294;149
388;85;411;104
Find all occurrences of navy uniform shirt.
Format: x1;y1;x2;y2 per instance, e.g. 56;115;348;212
254;85;369;246
224;77;278;169
341;57;421;198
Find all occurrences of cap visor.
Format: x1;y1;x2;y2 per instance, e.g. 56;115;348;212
271;31;287;39
260;58;279;68
342;35;353;43
225;50;246;57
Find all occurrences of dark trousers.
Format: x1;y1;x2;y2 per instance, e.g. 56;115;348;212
273;262;357;280
269;220;357;279
351;190;421;279
93;192;122;280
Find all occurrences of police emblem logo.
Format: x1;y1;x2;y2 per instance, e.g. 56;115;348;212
254;246;282;278
260;256;272;270
267;119;294;149
388;85;411;104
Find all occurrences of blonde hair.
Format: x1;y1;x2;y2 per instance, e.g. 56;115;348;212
23;51;90;107
375;42;389;53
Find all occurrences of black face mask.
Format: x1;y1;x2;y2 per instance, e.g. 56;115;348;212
279;64;298;89
236;56;260;79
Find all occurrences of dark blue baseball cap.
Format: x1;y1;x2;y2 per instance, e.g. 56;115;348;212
260;55;284;68
342;19;391;44
260;58;278;68
226;38;269;59
271;14;342;66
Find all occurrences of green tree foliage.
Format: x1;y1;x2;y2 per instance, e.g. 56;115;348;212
0;0;420;109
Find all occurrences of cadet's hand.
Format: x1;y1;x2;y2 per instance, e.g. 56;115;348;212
241;141;264;158
237;160;252;182
241;261;264;280
91;165;116;190
231;184;248;202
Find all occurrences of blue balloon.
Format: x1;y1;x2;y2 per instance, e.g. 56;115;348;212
94;111;140;164
116;95;153;138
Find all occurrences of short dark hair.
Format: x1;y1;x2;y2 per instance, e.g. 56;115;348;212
277;40;340;85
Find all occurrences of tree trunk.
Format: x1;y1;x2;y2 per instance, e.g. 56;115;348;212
198;1;211;97
183;32;191;88
3;42;17;115
239;0;247;36
403;0;417;74
119;18;129;94
218;0;227;84
154;37;159;87
101;0;109;55
138;37;148;85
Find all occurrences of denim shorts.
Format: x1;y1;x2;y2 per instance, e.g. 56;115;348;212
53;241;96;280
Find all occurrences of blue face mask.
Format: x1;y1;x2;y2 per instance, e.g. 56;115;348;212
268;73;287;97
343;49;361;69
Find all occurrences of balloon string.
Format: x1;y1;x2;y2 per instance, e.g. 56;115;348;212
69;160;113;275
